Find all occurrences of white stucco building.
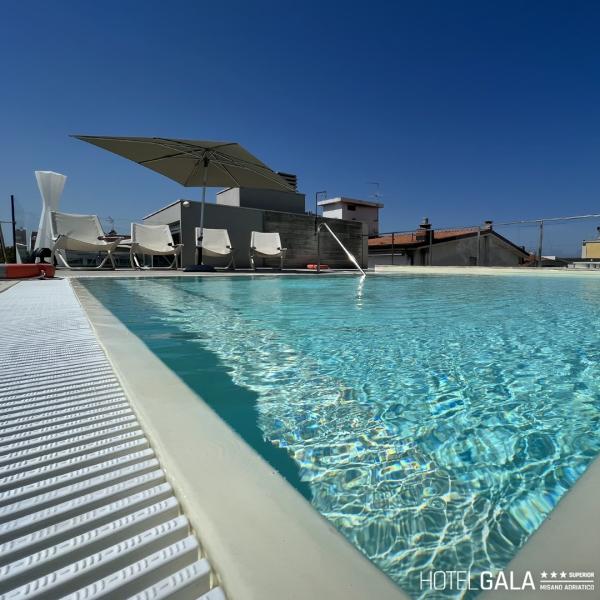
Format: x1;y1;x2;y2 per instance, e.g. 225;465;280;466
318;197;383;236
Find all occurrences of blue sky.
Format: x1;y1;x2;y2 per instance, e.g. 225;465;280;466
1;1;599;252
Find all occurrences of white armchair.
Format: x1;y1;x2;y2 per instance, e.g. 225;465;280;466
249;231;287;270
130;223;183;269
50;211;120;269
195;227;235;269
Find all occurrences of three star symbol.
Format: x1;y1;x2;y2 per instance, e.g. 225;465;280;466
541;571;567;579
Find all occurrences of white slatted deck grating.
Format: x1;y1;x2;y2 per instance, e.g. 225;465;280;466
0;280;225;600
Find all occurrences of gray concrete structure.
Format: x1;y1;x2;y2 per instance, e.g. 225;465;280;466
144;200;368;269
216;187;306;214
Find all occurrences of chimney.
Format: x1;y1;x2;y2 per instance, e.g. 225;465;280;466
416;217;433;242
483;220;493;230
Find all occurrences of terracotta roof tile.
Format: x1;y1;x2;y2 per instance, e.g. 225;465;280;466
369;227;480;247
369;227;530;258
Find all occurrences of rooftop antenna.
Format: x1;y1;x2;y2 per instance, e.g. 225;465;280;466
367;181;381;202
0;221;7;263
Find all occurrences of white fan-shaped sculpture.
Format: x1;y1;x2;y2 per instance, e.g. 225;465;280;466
34;171;67;251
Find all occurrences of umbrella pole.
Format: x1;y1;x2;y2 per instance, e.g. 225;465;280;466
198;156;209;265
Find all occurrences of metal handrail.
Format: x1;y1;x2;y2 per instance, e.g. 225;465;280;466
316;221;366;276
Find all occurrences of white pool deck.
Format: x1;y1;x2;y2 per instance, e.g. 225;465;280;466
375;264;600;277
1;267;599;598
0;279;224;599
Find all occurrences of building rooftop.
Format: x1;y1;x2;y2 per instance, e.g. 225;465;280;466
369;227;480;247
318;197;384;209
369;224;530;257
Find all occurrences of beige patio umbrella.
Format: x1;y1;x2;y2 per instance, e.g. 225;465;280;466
72;135;293;266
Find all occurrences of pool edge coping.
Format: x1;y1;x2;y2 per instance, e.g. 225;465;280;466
374;265;600;277
71;274;600;599
70;279;407;600
482;445;600;598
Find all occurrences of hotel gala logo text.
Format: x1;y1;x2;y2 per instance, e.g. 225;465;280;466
420;569;596;593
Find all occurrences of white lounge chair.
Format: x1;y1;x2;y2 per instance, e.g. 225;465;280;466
249;231;287;270
50;211;120;269
130;223;183;269
195;227;235;269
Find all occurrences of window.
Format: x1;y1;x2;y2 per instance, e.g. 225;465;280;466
346;205;356;211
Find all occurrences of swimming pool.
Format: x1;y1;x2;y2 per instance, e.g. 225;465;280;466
82;274;600;598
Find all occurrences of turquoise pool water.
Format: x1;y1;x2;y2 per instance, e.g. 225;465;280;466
83;275;600;598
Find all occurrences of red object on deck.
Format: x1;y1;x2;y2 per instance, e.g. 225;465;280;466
0;264;56;279
306;263;330;270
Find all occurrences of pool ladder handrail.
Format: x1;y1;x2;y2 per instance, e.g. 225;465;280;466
316;221;366;276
